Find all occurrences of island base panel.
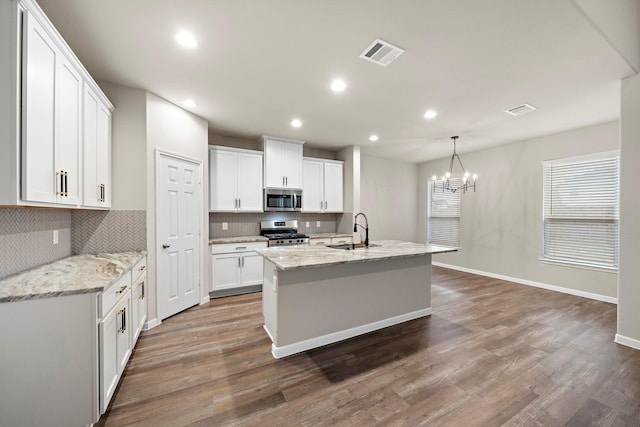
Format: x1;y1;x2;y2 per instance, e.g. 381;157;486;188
263;254;432;358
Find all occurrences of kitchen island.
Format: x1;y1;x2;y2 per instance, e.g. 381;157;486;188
259;240;457;358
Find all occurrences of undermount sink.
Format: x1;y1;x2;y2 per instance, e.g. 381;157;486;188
327;243;380;250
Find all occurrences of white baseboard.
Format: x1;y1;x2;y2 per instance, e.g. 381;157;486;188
432;262;617;304
200;295;210;305
143;318;160;330
263;324;275;342
270;307;432;359
615;334;640;350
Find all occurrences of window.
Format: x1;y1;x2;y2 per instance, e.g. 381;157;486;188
542;151;619;269
428;179;460;246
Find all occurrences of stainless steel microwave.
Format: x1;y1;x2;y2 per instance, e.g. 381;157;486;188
264;188;302;211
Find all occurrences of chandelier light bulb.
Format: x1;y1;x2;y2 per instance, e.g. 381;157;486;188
473;174;478;181
445;171;451;179
431;175;437;181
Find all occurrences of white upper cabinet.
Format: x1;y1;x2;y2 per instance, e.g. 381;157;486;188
302;157;343;213
260;135;304;189
324;161;343;212
209;146;263;212
0;0;113;208
83;86;112;208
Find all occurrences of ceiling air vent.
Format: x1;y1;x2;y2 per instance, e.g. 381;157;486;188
505;103;537;116
359;38;405;67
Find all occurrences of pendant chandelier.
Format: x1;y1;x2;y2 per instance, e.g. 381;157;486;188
431;136;477;193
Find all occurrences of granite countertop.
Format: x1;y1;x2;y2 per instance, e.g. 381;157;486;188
308;233;352;239
259;240;458;271
0;251;147;303
209;236;268;245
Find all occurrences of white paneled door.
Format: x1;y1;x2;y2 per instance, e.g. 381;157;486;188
156;153;202;320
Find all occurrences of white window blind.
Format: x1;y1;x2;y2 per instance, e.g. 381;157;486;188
542;152;619;269
428;179;460;246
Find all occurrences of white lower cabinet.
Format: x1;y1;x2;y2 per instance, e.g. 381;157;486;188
98;255;146;415
130;257;147;344
211;242;267;292
99;272;132;414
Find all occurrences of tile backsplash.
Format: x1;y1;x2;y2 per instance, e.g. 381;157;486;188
71;210;146;254
0;208;72;279
210;212;340;237
0;208;148;279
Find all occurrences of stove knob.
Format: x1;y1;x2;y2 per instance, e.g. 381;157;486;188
288;239;292;244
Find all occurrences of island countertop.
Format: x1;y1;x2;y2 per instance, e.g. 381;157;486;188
258;240;457;271
0;251;147;303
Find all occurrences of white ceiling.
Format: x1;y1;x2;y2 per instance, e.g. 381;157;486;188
37;0;634;163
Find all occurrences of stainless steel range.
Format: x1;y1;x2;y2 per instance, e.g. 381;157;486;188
260;220;309;247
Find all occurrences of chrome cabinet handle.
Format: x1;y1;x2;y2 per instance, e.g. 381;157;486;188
238;198;241;209
162;243;170;249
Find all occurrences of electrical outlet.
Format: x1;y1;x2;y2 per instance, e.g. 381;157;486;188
305;221;310;228
316;221;321;228
222;222;228;230
52;230;59;245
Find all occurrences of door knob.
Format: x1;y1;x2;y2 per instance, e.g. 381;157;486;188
162;243;171;249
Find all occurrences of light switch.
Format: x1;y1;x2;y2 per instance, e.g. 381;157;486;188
305;221;310;228
316;221;321;228
222;222;228;230
52;230;59;245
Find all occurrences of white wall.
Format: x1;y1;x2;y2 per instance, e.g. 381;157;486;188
145;93;209;324
618;72;640;346
337;146;360;235
99;81;146;210
418;121;619;299
361;155;418;242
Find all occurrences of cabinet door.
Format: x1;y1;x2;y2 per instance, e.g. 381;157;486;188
241;251;264;286
83;87;99;207
323;162;343;212
116;292;132;375
99;306;119;414
263;140;286;188
54;54;83;205
302;159;323;212
210;149;237;211
236;152;263;211
283;142;303;188
131;273;146;345
22;12;56;203
96;104;111;207
211;253;241;291
310;238;331;246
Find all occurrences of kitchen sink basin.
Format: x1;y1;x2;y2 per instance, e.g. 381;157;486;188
327;243;380;250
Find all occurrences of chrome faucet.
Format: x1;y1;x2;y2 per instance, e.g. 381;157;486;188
353;212;369;247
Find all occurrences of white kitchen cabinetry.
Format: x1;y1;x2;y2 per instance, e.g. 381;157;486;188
309;236;352;246
310;237;332;246
302;157;343;213
211;242;267;293
0;0;113;208
99;271;132;414
260;135;304;189
130;257;147;344
83;85;112;208
209;146;263;212
22;11;82;205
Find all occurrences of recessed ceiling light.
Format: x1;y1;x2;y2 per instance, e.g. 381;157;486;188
424;110;438;119
183;99;198;108
331;79;347;93
174;31;198;49
369;135;379;142
291;119;302;128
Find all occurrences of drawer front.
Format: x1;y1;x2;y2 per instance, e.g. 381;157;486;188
211;242;267;255
132;256;147;282
310;238;331;246
331;236;352;245
100;271;131;317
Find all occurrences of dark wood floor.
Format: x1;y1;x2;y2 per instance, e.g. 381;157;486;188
97;267;640;426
